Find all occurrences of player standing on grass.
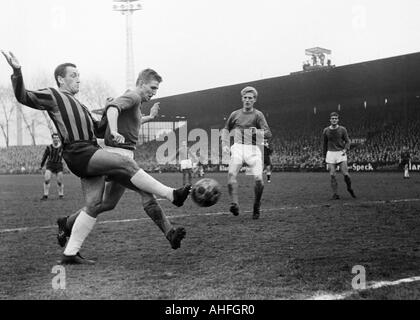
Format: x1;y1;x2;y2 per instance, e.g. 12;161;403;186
222;86;272;219
56;69;188;252
2;51;190;265
40;133;64;200
400;146;411;179
322;112;356;200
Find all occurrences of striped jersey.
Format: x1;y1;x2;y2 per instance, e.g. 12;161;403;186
41;144;63;167
11;69;99;145
223;108;272;145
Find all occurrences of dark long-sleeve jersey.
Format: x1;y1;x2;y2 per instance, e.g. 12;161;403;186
322;125;350;157
400;150;411;162
11;69;101;145
41;144;64;167
222;108;272;146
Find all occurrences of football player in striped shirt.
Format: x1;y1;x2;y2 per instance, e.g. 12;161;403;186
57;69;188;252
322;112;356;199
3;51;190;265
40;133;64;200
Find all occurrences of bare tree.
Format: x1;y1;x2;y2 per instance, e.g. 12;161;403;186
78;77;116;112
0;85;16;148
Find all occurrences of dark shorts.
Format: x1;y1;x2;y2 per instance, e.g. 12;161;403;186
46;162;63;174
401;159;410;166
264;155;272;166
63;141;101;178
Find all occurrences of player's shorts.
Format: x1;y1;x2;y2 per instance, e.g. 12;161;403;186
326;150;347;164
46;162;63;174
230;143;263;176
264;154;272;166
62;141;101;178
103;145;134;159
180;159;193;170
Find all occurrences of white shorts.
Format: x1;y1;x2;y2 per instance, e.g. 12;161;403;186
230;143;263;176
180;159;193;170
326;150;347;164
103;146;134;160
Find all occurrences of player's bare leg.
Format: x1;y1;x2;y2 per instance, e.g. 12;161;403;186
87;150;191;206
41;169;52;200
340;161;356;198
328;163;339;199
57;171;64;199
60;176;105;265
58;180;126;247
404;164;410;179
265;164;272;183
228;162;242;216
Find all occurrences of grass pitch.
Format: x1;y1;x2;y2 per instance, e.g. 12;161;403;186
0;172;419;299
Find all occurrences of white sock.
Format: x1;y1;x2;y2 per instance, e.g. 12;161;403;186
130;169;174;201
64;210;96;256
58;184;64;196
43;182;50;196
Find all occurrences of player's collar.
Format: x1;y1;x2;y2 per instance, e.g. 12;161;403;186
329;125;339;130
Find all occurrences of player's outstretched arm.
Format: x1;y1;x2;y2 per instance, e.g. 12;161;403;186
2;51;55;110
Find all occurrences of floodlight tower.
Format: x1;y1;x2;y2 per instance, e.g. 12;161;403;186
113;0;142;89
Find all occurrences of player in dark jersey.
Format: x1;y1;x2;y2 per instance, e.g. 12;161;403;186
40;133;64;200
56;69;187;252
322;112;356;199
263;138;273;183
3;51;190;265
222;86;272;219
400;146;411;179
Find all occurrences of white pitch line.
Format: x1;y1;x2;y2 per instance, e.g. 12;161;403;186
308;276;420;300
1;197;420;235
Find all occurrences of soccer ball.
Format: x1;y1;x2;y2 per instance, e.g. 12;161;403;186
191;178;221;207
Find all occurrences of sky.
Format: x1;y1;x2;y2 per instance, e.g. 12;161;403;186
1;0;420;145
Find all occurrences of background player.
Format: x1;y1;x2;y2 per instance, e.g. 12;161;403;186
322;112;356;200
400;146;411;179
263;138;273;183
39;133;64;200
222;86;272;219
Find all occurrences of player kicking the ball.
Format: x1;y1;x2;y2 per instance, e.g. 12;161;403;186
56;69;190;257
222;86;272;219
3;51;190;265
322;112;356;200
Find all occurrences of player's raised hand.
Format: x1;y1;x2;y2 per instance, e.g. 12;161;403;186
150;102;160;119
110;131;125;144
1;51;21;69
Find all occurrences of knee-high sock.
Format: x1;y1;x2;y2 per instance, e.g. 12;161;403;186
188;171;192;185
130;169;173;201
254;180;264;205
63;210;96;256
228;182;239;204
57;182;64;196
66;209;82;234
182;171;186;186
144;201;173;236
331;176;338;194
344;175;352;190
43;182;50;196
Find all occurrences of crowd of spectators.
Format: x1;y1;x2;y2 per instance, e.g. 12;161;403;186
1;104;419;173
